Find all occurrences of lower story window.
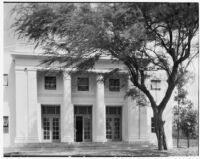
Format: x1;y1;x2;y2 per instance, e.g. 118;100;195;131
151;117;156;133
3;116;9;134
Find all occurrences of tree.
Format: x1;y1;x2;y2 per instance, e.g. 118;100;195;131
173;70;194;148
174;100;198;148
12;3;199;150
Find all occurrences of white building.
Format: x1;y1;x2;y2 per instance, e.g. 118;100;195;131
3;50;173;148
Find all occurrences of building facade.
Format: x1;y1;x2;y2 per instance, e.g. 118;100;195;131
3;52;173;148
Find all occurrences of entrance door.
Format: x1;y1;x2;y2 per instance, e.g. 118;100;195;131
42;105;60;142
76;116;83;142
74;106;92;142
106;107;122;141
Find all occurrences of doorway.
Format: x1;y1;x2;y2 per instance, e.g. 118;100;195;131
76;116;83;142
42;105;60;142
74;106;92;142
106;106;122;141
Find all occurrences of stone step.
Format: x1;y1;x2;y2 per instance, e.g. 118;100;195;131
13;141;153;148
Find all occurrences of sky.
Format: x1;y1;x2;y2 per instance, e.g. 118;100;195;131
3;2;199;108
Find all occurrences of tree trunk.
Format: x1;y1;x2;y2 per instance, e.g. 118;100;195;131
177;122;180;148
154;113;168;150
187;135;190;148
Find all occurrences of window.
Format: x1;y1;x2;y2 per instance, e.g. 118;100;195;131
74;106;92;115
151;117;155;133
3;116;9;133
106;107;121;115
42;105;60;115
77;77;89;91
151;79;161;90
3;74;8;86
45;76;56;90
109;79;120;92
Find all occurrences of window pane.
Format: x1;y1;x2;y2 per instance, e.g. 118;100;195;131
151;80;161;91
151;117;155;133
3;74;8;86
45;76;56;90
109;79;120;91
77;77;89;91
3;116;9;133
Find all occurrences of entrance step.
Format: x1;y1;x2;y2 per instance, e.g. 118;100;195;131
13;141;153;149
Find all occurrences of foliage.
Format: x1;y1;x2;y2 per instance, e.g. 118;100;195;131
12;2;199;150
174;102;198;138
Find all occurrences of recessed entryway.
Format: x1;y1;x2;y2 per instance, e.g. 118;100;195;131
74;106;92;142
41;105;60;142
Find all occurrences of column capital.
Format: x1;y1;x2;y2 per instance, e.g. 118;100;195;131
63;71;71;80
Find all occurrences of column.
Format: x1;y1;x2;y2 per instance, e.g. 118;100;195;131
61;71;74;142
27;70;39;142
126;79;139;141
93;74;106;142
15;69;28;143
139;106;148;140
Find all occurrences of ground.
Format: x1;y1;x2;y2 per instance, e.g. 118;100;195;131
4;139;198;157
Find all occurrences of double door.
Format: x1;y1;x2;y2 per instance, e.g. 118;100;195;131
42;115;60;142
106;107;122;141
75;115;92;142
106;116;121;141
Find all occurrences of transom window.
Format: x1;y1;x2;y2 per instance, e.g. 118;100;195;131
42;105;60;115
109;79;120;92
151;79;161;91
106;107;121;115
151;117;156;133
77;77;89;91
74;106;92;115
45;76;56;90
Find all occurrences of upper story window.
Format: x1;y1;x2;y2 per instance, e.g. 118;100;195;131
109;79;120;92
45;76;56;90
151;79;161;91
3;74;8;86
151;117;156;133
3;116;9;134
77;77;89;91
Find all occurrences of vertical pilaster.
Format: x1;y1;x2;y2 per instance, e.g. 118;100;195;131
61;71;74;142
27;70;39;142
15;69;28;143
93;74;106;142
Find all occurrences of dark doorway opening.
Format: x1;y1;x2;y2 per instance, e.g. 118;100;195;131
76;116;83;142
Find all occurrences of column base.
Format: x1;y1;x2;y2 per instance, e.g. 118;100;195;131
61;136;74;143
15;136;40;143
93;136;107;142
15;136;27;143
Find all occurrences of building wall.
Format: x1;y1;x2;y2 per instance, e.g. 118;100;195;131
3;53;173;148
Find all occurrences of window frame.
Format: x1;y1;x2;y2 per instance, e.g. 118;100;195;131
151;79;161;91
44;76;57;90
109;78;120;92
3;116;9;134
151;117;156;133
77;77;89;91
3;74;8;86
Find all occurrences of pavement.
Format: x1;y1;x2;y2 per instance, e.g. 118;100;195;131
3;142;198;157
